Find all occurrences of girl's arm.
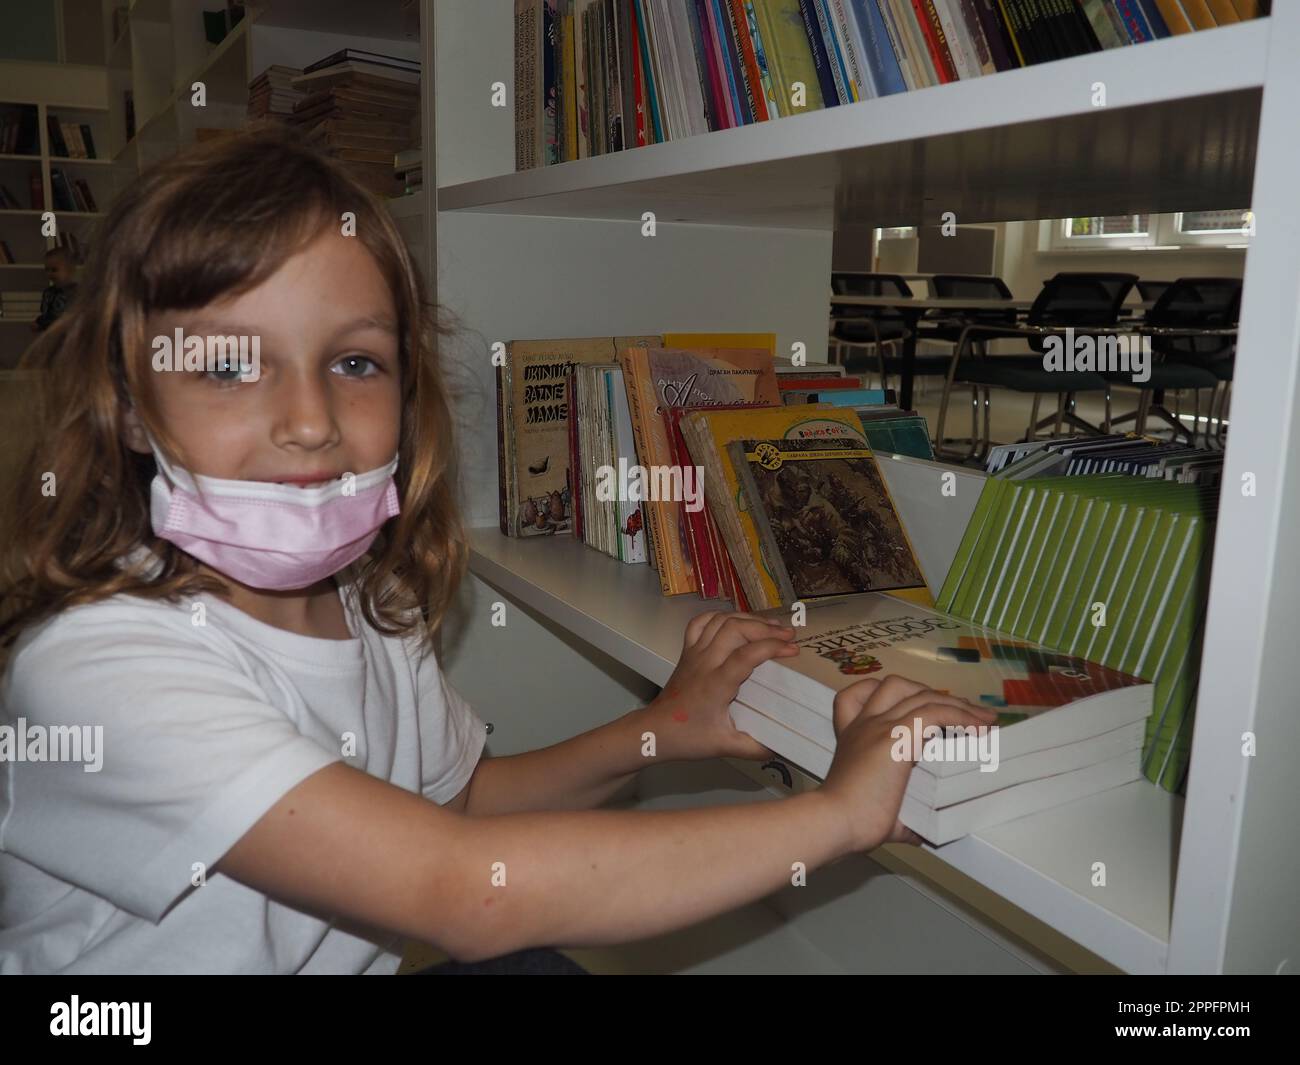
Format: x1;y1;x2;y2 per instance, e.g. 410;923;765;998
457;708;651;816
217;675;994;963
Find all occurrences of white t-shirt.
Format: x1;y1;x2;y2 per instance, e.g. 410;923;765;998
0;583;486;974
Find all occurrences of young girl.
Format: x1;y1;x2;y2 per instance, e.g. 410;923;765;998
0;129;995;975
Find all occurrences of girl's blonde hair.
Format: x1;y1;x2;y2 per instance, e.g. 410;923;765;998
0;126;465;649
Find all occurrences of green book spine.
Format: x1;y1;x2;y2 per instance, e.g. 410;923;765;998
1040;496;1114;652
937;477;1001;612
956;480;1021;622
1078;501;1146;664
988;486;1053;634
1022;490;1083;645
1102;507;1175;673
1003;488;1067;639
972;483;1038;628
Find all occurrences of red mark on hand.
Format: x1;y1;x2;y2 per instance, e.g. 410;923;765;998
672;709;689;723
484;897;495;907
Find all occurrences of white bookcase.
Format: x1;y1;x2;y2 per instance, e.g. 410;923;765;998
432;1;1296;975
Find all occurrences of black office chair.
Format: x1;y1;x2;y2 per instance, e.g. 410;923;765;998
934;272;1138;456
922;275;1019;457
828;273;916;387
1108;277;1240;445
1136;279;1173;303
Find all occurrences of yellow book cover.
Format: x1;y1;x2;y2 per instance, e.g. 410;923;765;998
1205;0;1240;23
755;0;826;112
1152;0;1193;33
663;332;777;354
695;405;871;607
1178;0;1219;29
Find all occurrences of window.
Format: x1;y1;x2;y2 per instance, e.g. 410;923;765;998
1045;211;1250;252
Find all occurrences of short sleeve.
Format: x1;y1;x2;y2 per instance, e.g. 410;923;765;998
416;654;486;806
0;605;341;923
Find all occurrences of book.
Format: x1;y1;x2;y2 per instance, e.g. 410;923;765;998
498;336;660;537
728;436;927;604
742;592;1152;766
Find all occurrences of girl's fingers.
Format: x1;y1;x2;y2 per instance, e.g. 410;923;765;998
891;705;1002;764
706;617;797;663
721;636;802;684
831;677;883;737
862;675;932;716
684;611;722;649
881;690;996;725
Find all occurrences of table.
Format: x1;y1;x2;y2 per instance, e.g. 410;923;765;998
829;296;1153;408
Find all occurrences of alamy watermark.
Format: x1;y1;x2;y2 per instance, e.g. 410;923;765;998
0;717;103;772
152;329;261;382
890;717;1000;773
1042;328;1150;384
594;458;705;513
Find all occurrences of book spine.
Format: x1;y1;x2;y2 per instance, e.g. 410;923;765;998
712;0;752;122
797;0;843;104
812;0;854;103
971;0;1015;70
498;355;512;535
690;0;725;128
933;0;978;77
745;1;783;116
1112;0;1153;40
997;0;1033;63
728;0;771;118
1151;0;1193;32
874;0;919;89
853;0;908;93
912;0;958;82
617;352;673;593
954;0;996;73
632;0;665;142
830;0;873;99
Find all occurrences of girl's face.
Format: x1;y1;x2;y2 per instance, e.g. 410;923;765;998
128;231;402;485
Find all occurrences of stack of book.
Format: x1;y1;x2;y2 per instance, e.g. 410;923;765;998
731;593;1152;844
514;0;1266;168
247;65;307;120
937;473;1217;792
1;291;42;320
288;50;421;199
985;434;1224;485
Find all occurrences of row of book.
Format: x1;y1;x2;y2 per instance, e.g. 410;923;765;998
0;113;99;159
986;435;1225;484
498;336;933;604
514;0;1266;168
0;234;84;267
48;170;99;215
0;172;98;214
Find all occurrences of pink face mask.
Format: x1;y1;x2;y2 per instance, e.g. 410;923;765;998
148;440;401;591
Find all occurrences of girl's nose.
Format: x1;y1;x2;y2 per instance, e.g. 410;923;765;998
271;371;339;450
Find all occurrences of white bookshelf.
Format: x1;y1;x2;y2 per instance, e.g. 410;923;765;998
431;2;1300;975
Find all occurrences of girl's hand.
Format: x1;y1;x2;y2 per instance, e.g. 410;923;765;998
820;675;1000;851
642;611;800;763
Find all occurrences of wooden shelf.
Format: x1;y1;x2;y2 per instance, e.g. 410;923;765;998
439;20;1266;230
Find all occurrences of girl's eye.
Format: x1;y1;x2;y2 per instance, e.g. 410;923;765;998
205;355;245;385
333;355;379;378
